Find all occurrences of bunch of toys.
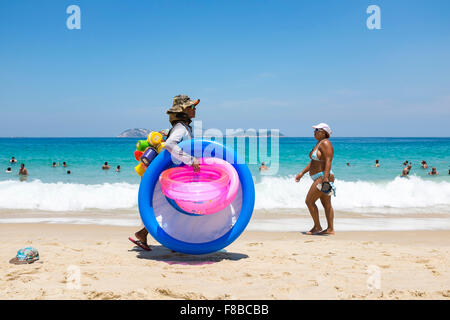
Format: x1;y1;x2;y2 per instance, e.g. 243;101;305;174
134;130;168;176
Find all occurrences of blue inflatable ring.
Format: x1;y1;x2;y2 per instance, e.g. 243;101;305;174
138;139;255;255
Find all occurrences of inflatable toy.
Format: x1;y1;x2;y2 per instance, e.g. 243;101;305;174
159;157;239;215
140;147;158;166
157;142;165;154
134;150;144;161
136;140;150;151
135;147;159;176
148;131;163;148
134;133;166;176
138;139;255;255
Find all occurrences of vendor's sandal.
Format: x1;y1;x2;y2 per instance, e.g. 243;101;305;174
128;237;152;251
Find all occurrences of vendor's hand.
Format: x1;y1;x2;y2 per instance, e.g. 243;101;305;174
295;172;304;182
191;158;200;172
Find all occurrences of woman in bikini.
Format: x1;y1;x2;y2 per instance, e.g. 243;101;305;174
295;123;335;235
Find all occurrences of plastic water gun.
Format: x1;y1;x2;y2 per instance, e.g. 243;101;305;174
134;131;166;176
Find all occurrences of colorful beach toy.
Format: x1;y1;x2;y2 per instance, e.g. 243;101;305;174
159;158;239;215
138;139;255;255
147;131;163;148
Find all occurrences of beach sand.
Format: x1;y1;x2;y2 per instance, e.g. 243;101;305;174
0;224;449;300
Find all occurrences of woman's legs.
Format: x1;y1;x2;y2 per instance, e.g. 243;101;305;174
319;195;335;235
305;179;324;234
319;174;335;235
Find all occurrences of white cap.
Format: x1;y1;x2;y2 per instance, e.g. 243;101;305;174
312;123;332;136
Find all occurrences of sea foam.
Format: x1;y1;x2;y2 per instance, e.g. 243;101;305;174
0;180;138;211
0;175;449;214
255;175;450;214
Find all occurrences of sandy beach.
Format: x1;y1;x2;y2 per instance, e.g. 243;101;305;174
1;223;449;300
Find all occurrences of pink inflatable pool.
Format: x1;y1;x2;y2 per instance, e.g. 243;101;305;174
159;157;240;215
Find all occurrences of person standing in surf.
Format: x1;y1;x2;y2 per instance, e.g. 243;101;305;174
129;95;201;251
295;123;336;235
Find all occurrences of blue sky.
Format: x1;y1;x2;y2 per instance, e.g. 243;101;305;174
1;0;449;137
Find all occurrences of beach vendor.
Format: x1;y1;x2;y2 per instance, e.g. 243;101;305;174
295;123;336;235
129;94;201;251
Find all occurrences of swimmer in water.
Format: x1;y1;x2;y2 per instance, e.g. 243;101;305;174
116;165;121;172
428;167;438;176
52;162;59;167
401;164;412;177
421;160;428;169
10;157;17;163
19;163;28;176
375;160;380;167
5;167;12;173
102;162;111;170
67;170;71;174
259;162;269;171
62;162;68;168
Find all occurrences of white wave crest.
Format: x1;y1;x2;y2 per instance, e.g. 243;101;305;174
1;176;450;214
0;180;139;211
255;175;450;213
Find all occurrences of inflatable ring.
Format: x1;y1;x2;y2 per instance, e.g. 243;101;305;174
160;165;230;202
160;157;239;215
138;139;255;255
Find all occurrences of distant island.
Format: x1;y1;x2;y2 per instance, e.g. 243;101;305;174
117;128;284;138
117;128;152;138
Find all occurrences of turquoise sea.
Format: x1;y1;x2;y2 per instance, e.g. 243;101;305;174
1;137;449;184
0;137;449;230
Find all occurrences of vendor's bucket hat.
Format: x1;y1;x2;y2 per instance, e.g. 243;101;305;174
166;94;200;114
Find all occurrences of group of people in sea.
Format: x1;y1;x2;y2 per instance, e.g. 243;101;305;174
400;160;441;177
5;157;121;177
5;157;28;176
345;158;445;177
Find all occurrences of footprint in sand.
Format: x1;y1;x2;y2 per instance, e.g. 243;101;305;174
84;271;99;280
247;242;263;246
415;259;430;264
308;280;319;287
438;290;450;298
84;290;121;300
154;287;206;300
409;290;426;297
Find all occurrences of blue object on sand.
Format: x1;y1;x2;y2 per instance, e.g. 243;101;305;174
138;139;255;255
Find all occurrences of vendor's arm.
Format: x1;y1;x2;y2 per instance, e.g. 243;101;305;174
164;123;197;167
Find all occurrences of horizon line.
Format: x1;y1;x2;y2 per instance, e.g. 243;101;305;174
1;136;449;139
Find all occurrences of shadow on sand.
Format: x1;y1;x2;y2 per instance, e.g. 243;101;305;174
129;245;249;266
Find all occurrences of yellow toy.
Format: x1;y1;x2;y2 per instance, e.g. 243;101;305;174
147;131;163;148
157;142;165;154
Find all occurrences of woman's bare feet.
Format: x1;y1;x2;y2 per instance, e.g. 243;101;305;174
317;228;335;235
306;226;323;235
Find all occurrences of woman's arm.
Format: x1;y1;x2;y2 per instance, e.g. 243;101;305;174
295;162;311;182
320;140;334;182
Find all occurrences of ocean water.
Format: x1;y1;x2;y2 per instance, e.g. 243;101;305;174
0;137;449;230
